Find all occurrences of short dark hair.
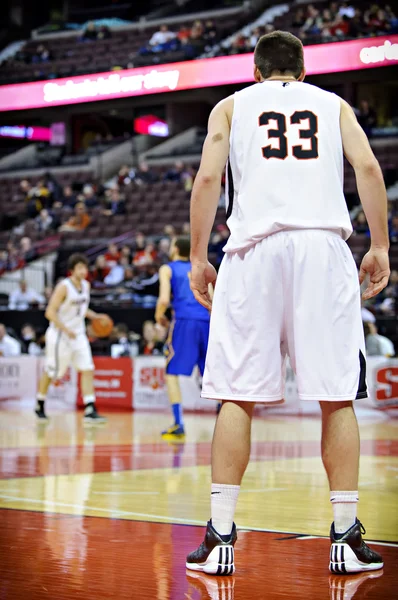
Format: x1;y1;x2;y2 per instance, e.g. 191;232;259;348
67;253;89;272
254;31;304;80
175;236;190;258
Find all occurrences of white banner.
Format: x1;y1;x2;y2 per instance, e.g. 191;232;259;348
0;356;37;407
133;356;217;411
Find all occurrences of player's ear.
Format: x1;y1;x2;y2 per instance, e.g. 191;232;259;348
254;65;262;83
298;68;306;82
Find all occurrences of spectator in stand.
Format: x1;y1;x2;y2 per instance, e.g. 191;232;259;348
357;100;377;137
104;257;129;286
82;184;99;208
139;320;164;356
377;286;396;315
248;27;262;50
0;251;7;275
104;243;121;267
8;280;45;311
209;224;230;266
133;232;146;253
164;161;189;183
20;237;36;262
292;8;306;28
129;264;160;307
133;161;158;185
0;324;21;357
142;25;177;54
98;25;111;40
228;35;247;55
347;8;366;37
56;184;77;209
158;238;171;264
178;25;191;42
59;202;91;232
82;22;98;42
204;20;218;43
21;179;40;218
133;242;158;266
329;14;351;38
31;44;51;63
43;172;62;205
43;286;53;304
103;188;126;216
120;245;132;263
21;324;42;356
6;245;25;271
36;208;54;233
353;211;370;235
117;165;133;187
390;215;398;242
300;5;323;38
339;2;355;18
90;255;110;288
164;224;176;238
364;322;395;356
31;179;51;209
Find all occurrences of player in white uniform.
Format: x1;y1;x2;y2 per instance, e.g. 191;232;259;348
36;253;107;422
186;32;389;575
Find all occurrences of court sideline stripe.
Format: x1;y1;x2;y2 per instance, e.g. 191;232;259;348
0;502;396;547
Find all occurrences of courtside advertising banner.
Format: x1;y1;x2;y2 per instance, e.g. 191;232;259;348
132;356;216;411
77;356;133;409
0;356;396;411
0;356;37;407
0;36;396;112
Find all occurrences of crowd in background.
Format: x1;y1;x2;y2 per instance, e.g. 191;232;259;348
137;20;218;61
221;2;397;56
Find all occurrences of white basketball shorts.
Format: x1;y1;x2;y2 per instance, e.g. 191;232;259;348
45;328;94;380
202;230;367;403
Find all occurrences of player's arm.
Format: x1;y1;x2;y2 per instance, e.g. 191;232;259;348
85;284;106;321
45;283;76;339
190;96;232;309
155;265;172;325
340;99;390;299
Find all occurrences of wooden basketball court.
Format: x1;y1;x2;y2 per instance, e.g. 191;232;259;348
0;408;397;599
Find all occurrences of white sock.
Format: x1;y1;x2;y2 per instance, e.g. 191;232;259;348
330;491;358;533
211;483;240;536
83;395;95;413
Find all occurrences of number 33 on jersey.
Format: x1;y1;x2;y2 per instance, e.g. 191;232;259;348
224;80;352;252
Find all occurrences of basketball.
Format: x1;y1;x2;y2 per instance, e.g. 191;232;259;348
91;314;114;338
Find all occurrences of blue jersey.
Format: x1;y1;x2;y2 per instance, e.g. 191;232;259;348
169;260;210;321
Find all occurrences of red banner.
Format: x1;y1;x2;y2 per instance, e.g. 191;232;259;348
77;357;133;409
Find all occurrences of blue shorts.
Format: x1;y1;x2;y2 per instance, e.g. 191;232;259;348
165;319;210;376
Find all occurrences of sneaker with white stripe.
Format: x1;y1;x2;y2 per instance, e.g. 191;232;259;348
186;521;236;575
329;519;383;574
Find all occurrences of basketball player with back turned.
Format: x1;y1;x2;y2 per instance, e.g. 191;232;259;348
186;32;390;575
155;237;210;439
36;253;107;422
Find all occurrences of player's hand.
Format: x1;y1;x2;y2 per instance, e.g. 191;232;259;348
63;327;77;339
190;260;217;311
359;247;390;300
156;315;169;327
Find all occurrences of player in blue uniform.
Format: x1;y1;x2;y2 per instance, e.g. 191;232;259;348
155;237;210;439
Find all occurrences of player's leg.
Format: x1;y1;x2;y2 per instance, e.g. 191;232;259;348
163;320;198;438
73;336;106;423
187;242;285;575
287;230;383;573
36;329;70;419
165;374;184;434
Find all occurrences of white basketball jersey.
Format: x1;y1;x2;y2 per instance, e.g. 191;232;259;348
49;278;90;335
223;81;352;253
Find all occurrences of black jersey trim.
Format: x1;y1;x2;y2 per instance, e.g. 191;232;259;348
226;160;234;220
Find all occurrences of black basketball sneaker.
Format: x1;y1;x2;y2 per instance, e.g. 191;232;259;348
83;403;107;424
186;521;237;575
35;401;48;420
329;519;383;573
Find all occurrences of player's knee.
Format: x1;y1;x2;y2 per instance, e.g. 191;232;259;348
319;400;353;413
